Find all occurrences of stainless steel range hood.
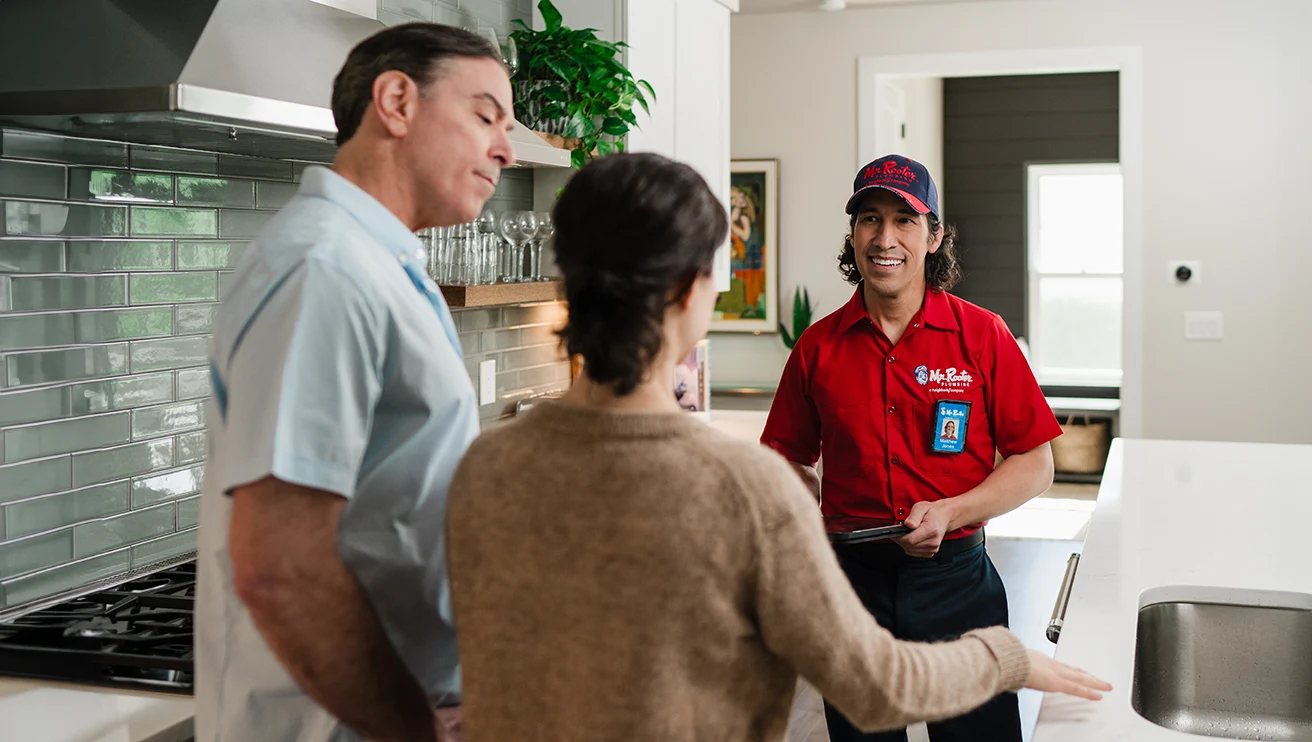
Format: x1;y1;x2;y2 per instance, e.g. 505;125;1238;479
0;0;569;168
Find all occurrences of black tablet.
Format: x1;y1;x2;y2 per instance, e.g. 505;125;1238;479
823;516;911;544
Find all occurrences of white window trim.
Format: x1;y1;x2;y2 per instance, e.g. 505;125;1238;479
1026;162;1124;388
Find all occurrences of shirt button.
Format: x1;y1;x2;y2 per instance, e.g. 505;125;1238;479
913;323;920;328
887;356;895;363
887;405;896;414
897;507;907;517
891;456;900;465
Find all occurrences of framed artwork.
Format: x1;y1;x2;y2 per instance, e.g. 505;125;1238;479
674;339;711;421
712;159;778;333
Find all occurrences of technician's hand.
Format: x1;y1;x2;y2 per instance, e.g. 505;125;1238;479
895;500;952;558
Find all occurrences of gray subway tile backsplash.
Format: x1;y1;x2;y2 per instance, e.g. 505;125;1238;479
2;200;128;238
129;207;218;238
0;106;540;607
3;412;131;464
0;160;67;200
0;240;65;273
69;169;174;204
4;482;130;540
0;130;128;168
67;241;174;272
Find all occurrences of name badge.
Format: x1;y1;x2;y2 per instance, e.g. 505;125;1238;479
932;399;970;454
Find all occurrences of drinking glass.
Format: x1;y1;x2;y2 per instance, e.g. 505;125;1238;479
475;210;498;285
531;212;554;282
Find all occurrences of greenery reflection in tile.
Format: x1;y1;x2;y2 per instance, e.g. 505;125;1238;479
131;400;205;440
0;240;64;273
176;431;206;464
0;530;73;579
0;386;71;426
9;275;126;311
128;336;208;373
2;200;126;237
131;464;203;508
217;209;273;239
5;482;130;539
129;207;218;237
0;130;127;168
129;146;217;175
130;273;217;305
66;241;173;272
69;169;173;203
4;412;130;463
177;177;255;208
176;496;200;529
177;242;245;270
176;367;211;399
7;344;128;388
175;302;220;335
74;503;174;559
130;529;196;569
0;456;72;504
71;438;173;488
256;181;299;210
0;307;171;351
0;160;66;199
70;372;175;416
3;550;131;605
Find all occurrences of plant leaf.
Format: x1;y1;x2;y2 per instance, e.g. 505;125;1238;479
595;140;615;157
601;117;627;136
638;79;657;102
541;86;568;102
570;148;587;169
779;322;795;349
540;0;563;31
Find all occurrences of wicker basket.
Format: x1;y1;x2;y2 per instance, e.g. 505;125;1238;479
1052;415;1112;474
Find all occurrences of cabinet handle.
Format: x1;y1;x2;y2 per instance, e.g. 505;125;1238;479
1046;553;1081;644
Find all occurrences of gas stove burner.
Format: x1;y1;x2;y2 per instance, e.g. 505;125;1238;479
0;561;196;695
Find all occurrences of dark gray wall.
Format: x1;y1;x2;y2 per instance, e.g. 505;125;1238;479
942;72;1119;338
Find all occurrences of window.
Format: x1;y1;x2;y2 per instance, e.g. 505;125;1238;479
1026;163;1123;388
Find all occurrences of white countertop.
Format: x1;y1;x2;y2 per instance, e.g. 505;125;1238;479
1032;437;1312;741
0;678;192;742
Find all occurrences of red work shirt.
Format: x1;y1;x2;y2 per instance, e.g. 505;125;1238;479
761;286;1062;539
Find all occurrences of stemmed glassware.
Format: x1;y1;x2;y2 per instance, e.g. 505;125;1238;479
498;211;539;283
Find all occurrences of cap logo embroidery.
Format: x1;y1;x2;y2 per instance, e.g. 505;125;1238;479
863;161;917;184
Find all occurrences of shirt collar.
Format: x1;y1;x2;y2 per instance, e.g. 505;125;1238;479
298;165;429;268
837;283;960;333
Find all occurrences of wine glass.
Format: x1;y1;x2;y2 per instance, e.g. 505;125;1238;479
531;212;554;282
499;211;538;283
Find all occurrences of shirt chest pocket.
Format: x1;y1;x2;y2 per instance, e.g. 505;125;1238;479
912;385;991;473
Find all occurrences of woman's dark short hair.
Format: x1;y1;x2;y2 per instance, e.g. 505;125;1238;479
331;23;501;145
553;153;729;396
837;211;962;291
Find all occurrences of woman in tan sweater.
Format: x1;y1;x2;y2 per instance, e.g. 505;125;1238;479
446;153;1108;742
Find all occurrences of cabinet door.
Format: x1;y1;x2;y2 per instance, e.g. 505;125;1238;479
674;0;732;291
623;0;676;158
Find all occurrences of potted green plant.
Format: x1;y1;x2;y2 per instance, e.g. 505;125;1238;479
779;286;814;350
510;0;655;168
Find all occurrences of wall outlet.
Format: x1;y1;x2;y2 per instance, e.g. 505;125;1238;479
1184;311;1223;341
1168;260;1201;284
479;360;496;405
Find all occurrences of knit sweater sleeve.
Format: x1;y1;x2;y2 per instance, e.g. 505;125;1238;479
744;451;1031;733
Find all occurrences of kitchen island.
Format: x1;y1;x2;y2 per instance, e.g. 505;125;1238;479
0;678;192;742
1032;437;1312;741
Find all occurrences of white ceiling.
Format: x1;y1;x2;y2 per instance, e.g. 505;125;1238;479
737;0;998;14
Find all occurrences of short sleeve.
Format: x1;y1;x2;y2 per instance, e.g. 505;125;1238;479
215;258;385;497
761;342;822;465
983;314;1063;457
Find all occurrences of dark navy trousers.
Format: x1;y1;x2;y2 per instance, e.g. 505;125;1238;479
823;536;1023;742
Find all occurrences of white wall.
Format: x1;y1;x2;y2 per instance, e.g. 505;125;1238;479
877;77;944;212
727;0;1312;443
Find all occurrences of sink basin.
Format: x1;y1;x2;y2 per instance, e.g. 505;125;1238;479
1132;599;1312;741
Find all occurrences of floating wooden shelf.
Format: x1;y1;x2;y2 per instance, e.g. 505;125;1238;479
439;280;564;308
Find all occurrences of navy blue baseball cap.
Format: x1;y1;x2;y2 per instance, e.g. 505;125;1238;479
845;154;940;219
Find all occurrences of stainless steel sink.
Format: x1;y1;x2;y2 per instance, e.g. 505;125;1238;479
1132;600;1312;741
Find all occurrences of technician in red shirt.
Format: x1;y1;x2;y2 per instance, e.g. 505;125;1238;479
761;154;1063;742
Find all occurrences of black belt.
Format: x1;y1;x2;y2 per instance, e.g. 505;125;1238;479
834;528;985;564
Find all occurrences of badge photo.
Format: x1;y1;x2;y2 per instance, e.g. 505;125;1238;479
932;400;970;454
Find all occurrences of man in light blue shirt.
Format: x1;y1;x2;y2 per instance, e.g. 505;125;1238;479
196;23;515;742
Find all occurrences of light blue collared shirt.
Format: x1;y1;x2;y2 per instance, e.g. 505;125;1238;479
196;166;478;742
